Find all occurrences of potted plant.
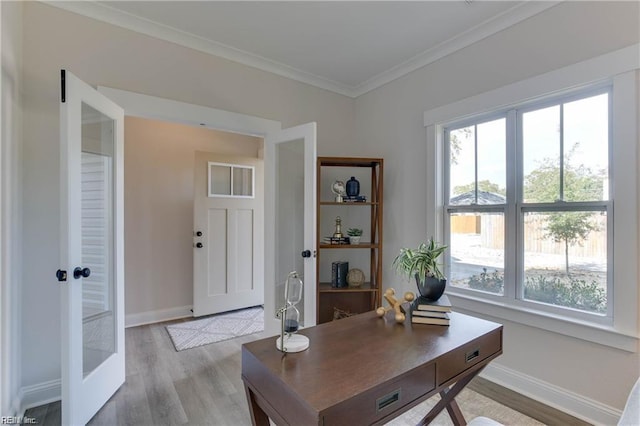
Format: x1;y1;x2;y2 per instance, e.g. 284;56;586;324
392;237;448;301
347;228;363;244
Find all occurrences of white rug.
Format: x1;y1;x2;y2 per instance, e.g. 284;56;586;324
166;306;264;351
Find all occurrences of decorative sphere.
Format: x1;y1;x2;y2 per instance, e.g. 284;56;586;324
376;307;386;317
331;181;346;196
395;313;405;323
385;288;395;297
404;292;415;302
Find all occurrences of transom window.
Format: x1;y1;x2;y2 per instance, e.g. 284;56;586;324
444;90;611;318
208;162;255;198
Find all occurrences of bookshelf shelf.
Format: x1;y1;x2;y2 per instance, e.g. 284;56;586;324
318;282;377;293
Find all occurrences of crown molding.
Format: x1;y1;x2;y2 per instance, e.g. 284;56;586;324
44;1;560;99
44;0;356;96
352;1;560;97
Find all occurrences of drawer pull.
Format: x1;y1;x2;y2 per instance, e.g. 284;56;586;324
465;349;480;363
376;389;401;412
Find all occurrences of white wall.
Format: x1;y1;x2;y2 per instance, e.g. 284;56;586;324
1;0;23;417
19;0;354;406
354;1;639;420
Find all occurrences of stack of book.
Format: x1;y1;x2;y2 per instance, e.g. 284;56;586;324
411;294;451;326
343;195;367;202
324;236;350;245
331;261;349;288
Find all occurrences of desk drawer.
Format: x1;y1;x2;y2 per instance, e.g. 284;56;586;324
322;362;435;425
437;329;502;385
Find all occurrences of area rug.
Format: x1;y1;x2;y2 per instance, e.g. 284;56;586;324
166;306;264;351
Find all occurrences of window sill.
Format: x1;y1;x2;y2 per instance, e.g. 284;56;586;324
447;290;638;352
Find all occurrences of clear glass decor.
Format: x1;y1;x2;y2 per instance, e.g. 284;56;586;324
276;272;309;352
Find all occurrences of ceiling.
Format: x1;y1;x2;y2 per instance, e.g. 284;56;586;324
52;1;559;97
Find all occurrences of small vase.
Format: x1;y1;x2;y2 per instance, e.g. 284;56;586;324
349;236;361;244
415;275;446;301
346;177;360;197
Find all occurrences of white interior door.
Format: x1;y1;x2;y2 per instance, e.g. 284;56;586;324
264;123;317;336
59;70;124;425
193;152;264;317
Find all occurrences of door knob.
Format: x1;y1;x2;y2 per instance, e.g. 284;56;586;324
301;250;311;258
73;267;91;279
196;242;204;248
195;231;203;237
56;269;67;282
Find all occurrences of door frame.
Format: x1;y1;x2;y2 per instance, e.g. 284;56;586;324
97;87;284;325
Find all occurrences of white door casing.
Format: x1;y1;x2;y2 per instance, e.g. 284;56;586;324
264;123;317;336
193;152;264;317
59;70;125;425
92;87;317;337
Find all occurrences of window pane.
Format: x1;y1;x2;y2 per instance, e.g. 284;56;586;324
522;105;560;203
210;164;231;196
232;166;253;197
523;211;607;314
449;212;504;295
563;94;609;201
477;118;506;204
449;125;475;204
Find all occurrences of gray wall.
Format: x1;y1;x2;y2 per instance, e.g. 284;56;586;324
354;0;639;414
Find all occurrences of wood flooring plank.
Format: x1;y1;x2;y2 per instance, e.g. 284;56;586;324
113;372;155;426
468;377;590;426
87;396;117;426
42;400;61;426
140;370;189;425
124;323;152;377
23;402;49;424
172;376;213;424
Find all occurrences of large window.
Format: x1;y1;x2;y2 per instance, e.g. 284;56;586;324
425;49;638;350
444;90;611;318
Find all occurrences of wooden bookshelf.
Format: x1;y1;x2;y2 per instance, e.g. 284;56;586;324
316;157;383;324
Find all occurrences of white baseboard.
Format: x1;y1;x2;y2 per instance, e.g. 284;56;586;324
19;379;60;413
481;363;622;425
125;305;193;328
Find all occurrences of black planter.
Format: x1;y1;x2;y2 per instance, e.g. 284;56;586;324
415;275;446;301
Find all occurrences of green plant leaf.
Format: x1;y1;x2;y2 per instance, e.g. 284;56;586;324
392;237;447;282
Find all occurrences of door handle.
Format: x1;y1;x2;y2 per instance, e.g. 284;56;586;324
196;242;204;248
73;267;91;279
301;250;311;258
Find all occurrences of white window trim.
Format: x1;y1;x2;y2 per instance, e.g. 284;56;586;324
207;161;255;199
424;44;639;352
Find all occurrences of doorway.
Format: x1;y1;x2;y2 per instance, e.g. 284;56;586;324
97;86;317;336
123;116;264;323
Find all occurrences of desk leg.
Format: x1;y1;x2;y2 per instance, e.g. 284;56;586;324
416;366;485;426
441;390;465;425
244;383;270;426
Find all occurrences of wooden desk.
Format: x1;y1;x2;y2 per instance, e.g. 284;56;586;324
242;311;502;426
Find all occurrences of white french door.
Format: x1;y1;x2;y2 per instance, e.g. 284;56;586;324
263;123;317;335
59;70;125;425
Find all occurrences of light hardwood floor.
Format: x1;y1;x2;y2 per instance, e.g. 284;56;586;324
25;318;589;425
